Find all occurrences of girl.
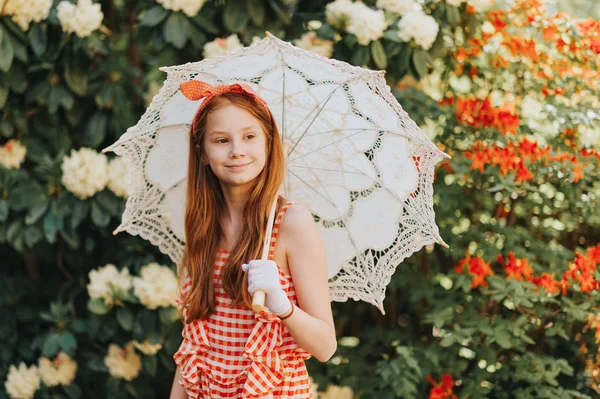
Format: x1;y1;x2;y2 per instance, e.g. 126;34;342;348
169;81;336;399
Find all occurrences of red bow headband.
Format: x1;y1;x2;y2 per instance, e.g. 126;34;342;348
180;80;269;145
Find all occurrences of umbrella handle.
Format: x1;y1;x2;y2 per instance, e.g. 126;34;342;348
251;197;278;313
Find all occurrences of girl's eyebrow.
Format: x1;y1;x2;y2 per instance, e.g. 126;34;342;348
209;126;261;136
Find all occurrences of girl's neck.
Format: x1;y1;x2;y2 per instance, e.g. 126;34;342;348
219;182;250;248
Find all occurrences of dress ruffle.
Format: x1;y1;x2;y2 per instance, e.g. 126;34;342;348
173;319;211;399
242;309;285;397
175;310;297;399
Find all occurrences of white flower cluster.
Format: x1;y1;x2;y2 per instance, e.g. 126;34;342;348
104;343;142;381
294;32;334;58
397;9;440;50
326;0;387;46
57;0;104;38
3;0;52;31
133;263;179;309
37;352;77;387
61;147;109;200
4;353;78;398
107;156;131;198
346;2;387;46
4;363;40;399
155;0;207;17
203;34;244;59
376;0;418;15
132;339;163;355
87;264;132;306
325;0;354;30
319;384;354;399
467;0;493;12
0;139;27;169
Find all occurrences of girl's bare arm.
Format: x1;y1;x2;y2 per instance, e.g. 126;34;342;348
169;366;188;399
278;204;337;362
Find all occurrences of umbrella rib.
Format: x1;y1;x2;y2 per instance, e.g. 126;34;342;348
287;85;342;158
288;170;338;209
288;130;364;163
294;166;364;266
282;62;287;142
289;165;364;175
300;127;383;137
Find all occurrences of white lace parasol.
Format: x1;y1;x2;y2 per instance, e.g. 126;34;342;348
103;32;449;313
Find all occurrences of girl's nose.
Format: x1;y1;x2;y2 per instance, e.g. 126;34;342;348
229;140;245;158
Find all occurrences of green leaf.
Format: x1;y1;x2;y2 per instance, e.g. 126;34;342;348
64;384;83;399
87;298;111;315
82;111;108;148
446;6;461;25
143;355;158;377
139;6;170;27
494;327;512;349
87;315;103;339
371;40;388;70
0;29;15;72
163;12;189;49
47;86;60;114
91;199;111;227
60;331;77;353
70;199;90;229
25;201;48;226
43;209;62;243
187;22;207;50
351;45;370;67
268;0;291;25
42;332;61;357
134;310;156;341
0;199;9;222
223;0;249;33
395;44;411;77
64;60;88;97
248;0;266;25
411;47;429;79
23;225;43;248
159;307;179;325
191;12;219;34
0;87;7;109
8;181;46;211
28;23;47;58
8;33;26;63
60;223;80;249
117;307;134;331
384;29;403;43
6;220;23;243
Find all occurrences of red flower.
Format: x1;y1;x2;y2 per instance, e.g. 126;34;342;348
427;375;458;399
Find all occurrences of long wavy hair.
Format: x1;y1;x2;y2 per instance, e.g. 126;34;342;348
180;92;285;322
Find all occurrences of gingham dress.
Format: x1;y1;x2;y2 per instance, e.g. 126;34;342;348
174;202;313;398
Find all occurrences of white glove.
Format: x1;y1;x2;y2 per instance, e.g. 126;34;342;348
241;260;292;316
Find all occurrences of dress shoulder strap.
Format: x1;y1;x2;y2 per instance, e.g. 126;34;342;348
267;201;295;260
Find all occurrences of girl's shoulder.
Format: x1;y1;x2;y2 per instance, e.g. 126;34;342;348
279;202;319;247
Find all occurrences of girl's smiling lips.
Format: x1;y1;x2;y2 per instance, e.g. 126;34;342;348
226;161;253;169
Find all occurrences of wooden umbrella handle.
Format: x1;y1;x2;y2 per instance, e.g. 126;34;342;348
251;197;278;313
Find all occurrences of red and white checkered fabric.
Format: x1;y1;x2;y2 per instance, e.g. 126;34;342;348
174;202;313;398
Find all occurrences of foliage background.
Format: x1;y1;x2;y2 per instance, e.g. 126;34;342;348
1;0;599;398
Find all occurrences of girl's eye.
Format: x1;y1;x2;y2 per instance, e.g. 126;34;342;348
245;134;255;140
216;138;228;143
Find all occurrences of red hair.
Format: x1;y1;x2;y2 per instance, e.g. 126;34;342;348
180;92;285;322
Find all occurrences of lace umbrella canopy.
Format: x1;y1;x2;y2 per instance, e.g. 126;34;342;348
103;32;449;313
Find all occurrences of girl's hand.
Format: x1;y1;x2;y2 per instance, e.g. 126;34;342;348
241;260;291;316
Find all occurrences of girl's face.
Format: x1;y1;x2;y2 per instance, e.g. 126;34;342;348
203;104;268;189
